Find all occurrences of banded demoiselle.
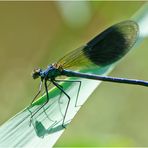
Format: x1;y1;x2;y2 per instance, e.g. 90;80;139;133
31;20;148;128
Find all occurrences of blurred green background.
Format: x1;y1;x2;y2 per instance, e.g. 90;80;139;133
0;1;148;147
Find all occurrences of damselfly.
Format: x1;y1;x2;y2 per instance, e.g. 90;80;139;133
31;20;148;128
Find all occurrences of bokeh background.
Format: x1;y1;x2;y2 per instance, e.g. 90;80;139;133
0;1;148;147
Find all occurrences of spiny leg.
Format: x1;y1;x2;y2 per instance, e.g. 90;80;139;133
30;80;43;105
30;80;50;125
28;79;43;126
52;80;71;128
56;84;64;104
57;85;65;117
48;79;65;118
55;79;81;107
41;81;51;96
42;81;57;123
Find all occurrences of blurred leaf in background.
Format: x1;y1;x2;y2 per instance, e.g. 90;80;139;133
0;1;148;147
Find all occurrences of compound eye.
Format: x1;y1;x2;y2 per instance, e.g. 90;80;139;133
32;68;41;79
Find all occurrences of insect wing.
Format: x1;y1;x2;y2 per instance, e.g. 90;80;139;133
57;20;139;71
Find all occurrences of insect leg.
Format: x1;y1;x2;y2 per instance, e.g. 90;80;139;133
55;79;81;107
41;81;51;96
52;80;71;128
30;80;50;124
42;81;58;123
30;80;43;105
47;79;64;117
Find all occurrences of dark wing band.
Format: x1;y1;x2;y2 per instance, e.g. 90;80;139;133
57;20;139;71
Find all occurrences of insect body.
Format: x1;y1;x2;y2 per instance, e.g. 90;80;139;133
30;20;148;128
